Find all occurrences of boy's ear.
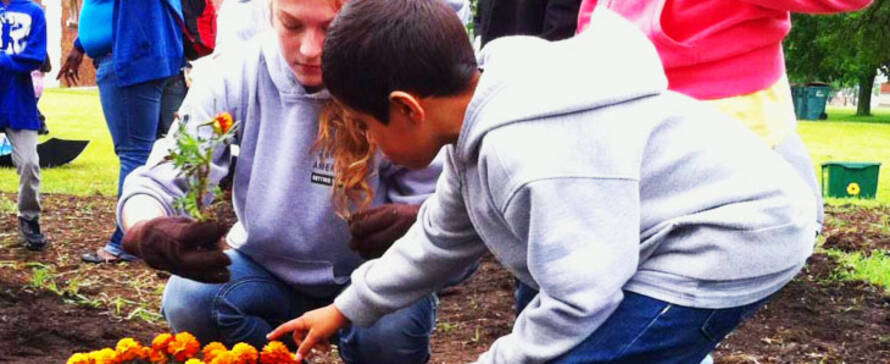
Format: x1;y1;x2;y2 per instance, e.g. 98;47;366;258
388;91;425;125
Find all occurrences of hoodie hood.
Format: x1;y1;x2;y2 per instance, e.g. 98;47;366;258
456;8;667;161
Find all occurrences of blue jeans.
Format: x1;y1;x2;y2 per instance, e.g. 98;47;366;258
163;250;436;364
96;56;176;259
515;282;770;363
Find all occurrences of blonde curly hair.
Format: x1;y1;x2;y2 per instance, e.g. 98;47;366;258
315;100;377;220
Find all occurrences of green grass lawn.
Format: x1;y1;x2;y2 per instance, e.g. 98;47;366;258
2;92;889;204
0;88;118;196
799;118;890;205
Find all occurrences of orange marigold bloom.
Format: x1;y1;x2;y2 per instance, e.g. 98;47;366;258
212;112;235;134
259;341;298;364
185;359;207;364
115;337;145;361
209;350;238;364
231;342;259;364
168;332;201;362
66;352;91;364
148;348;169;364
203;341;228;362
88;348;119;364
152;333;175;352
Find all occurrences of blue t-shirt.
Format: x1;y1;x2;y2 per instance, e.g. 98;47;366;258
78;0;113;58
0;0;47;131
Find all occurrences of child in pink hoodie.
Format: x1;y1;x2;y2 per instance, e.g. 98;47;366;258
577;0;871;233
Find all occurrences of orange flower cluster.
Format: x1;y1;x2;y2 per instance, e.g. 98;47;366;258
66;333;299;364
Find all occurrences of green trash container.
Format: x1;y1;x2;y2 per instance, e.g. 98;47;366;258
791;85;807;120
803;83;830;120
821;162;881;199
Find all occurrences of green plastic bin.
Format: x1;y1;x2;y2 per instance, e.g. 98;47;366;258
791;85;807;120
821;162;881;199
803;83;830;120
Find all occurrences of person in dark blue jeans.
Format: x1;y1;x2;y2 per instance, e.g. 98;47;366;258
57;0;185;263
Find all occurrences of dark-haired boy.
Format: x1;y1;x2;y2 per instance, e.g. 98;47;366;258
270;0;818;362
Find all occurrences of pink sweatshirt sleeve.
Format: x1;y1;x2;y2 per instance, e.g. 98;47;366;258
740;0;872;13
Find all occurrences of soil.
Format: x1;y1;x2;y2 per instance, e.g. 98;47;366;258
0;194;888;363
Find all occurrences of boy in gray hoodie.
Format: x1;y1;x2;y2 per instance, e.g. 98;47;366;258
267;1;817;363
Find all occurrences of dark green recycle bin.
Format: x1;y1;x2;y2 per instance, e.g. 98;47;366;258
821;162;881;199
791;83;830;120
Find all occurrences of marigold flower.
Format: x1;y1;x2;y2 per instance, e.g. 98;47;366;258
185;359;207;364
66;352;91;364
115;337;145;361
203;341;228;362
149;348;169;364
232;342;259;364
259;341;298;364
152;333;175;352
210;350;238;364
168;332;201;361
88;348;118;364
212;112;235;134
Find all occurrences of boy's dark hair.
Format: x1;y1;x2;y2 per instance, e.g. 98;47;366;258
322;0;477;123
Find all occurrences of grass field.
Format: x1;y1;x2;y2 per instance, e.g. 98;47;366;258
0;88;118;196
4;91;888;205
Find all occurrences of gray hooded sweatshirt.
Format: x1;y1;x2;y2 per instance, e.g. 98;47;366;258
334;9;816;363
119;30;441;298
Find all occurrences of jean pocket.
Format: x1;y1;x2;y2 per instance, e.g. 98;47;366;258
700;301;766;342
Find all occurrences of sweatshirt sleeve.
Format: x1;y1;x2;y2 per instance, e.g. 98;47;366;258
335;150;488;326
741;0;872;13
116;66;236;225
0;7;46;73
476;177;641;364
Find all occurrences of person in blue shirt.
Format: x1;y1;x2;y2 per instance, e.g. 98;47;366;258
56;0;185;263
0;0;48;251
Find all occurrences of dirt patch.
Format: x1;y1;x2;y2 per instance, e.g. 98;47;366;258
1;194;889;363
0;279;163;364
821;205;890;253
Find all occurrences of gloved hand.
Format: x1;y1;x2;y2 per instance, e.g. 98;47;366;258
123;216;231;283
348;203;421;260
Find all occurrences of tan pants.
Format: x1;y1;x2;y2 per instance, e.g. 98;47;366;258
3;128;41;220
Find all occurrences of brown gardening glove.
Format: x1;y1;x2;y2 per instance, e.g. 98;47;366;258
123;216;231;283
348;203;421;260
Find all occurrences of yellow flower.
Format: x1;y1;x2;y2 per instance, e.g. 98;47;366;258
88;348;118;364
231;342;259;364
847;182;861;196
210;350;238;364
152;333;175;352
259;341;298;364
115;337;145;361
168;332;202;362
212;112;235;135
66;352;91;364
185;359;207;364
203;342;228;362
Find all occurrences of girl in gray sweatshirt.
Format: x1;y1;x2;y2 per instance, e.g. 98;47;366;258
269;1;817;363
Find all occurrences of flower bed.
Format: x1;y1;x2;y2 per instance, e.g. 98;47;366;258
67;332;299;364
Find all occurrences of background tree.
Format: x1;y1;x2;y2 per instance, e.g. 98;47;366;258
784;0;890;116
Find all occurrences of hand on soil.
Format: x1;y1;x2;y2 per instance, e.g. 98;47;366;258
267;304;350;361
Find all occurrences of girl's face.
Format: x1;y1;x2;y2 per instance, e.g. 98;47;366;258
272;0;338;89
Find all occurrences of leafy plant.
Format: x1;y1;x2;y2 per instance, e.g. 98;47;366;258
164;112;238;222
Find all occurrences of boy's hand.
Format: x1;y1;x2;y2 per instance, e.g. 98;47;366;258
57;47;84;86
348;203;420;259
267;304;350;362
122;216;231;283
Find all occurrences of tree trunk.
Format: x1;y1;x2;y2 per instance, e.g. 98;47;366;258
856;70;876;116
